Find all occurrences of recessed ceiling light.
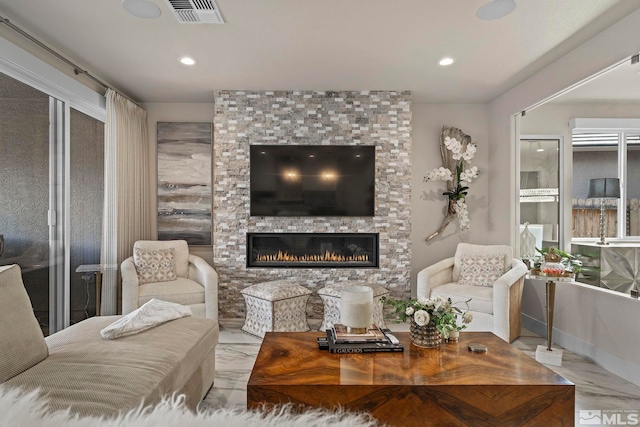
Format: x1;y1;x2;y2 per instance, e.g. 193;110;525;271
179;57;197;66
438;57;455;66
121;0;161;19
476;0;516;21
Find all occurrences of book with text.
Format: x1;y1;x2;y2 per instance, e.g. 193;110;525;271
323;330;404;353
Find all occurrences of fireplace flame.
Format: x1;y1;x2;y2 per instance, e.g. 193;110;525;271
255;250;369;263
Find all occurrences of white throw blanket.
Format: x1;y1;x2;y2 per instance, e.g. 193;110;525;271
100;299;192;339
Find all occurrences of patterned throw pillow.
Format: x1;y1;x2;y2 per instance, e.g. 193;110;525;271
457;254;505;287
133;247;178;285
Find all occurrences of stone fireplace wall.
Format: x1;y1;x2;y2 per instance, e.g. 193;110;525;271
213;91;412;319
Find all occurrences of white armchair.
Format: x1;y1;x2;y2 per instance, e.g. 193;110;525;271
121;240;218;320
417;243;528;342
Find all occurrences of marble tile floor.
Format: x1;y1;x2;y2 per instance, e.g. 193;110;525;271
202;319;640;426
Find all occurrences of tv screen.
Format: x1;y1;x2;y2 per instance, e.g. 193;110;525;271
250;145;375;217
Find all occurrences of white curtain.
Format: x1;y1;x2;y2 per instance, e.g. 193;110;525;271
101;89;152;315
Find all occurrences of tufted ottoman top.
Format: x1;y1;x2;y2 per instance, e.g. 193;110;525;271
241;279;312;301
317;282;389;298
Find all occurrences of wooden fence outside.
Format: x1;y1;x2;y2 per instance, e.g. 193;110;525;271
572;198;640;237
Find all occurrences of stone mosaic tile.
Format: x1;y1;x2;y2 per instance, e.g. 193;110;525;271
213;91;412;318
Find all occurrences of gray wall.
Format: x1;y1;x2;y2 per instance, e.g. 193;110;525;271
572;150;618;199
573;149;640;200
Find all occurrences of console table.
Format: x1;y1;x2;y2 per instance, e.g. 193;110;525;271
248;331;575;426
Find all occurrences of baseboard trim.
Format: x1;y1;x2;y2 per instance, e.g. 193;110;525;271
522;314;640;388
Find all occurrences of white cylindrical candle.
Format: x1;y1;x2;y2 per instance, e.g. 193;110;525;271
340;285;373;333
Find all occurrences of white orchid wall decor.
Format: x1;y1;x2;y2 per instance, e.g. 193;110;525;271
424;126;479;241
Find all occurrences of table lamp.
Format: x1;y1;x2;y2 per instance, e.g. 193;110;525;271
587;178;620;245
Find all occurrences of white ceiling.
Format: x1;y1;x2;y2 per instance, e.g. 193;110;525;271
0;0;638;104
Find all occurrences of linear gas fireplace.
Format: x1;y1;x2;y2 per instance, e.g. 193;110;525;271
247;233;379;268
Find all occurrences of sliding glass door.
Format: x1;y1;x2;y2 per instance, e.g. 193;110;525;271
0;72;61;335
0;72;105;334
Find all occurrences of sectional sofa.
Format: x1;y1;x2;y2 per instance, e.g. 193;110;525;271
0;263;218;417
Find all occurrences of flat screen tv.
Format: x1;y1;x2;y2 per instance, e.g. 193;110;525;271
250;145;375;217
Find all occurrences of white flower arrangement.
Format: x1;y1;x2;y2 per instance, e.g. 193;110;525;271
425;135;479;230
386;295;473;338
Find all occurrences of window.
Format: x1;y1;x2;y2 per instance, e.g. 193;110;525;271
571;119;640;240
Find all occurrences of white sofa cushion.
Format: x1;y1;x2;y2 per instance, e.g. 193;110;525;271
430;282;494;315
138;277;205;306
133;247;178;284
452;243;513;282
0;264;49;383
134;240;189;278
458;253;505;287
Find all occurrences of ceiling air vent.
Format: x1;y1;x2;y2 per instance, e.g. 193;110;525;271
163;0;224;24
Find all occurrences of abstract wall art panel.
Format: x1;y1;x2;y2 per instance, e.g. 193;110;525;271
157;122;212;245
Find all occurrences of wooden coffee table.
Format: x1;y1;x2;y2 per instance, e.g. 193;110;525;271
247;331;574;426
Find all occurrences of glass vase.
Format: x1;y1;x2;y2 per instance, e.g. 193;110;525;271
409;318;442;348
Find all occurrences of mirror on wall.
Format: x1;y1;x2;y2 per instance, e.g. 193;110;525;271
518;56;640;295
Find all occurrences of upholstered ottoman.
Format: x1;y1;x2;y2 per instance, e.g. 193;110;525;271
241;279;312;338
317;283;389;331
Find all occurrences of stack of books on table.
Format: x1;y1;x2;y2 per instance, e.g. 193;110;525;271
317;324;404;353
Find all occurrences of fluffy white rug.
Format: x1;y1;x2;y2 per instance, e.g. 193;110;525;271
0;387;380;427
